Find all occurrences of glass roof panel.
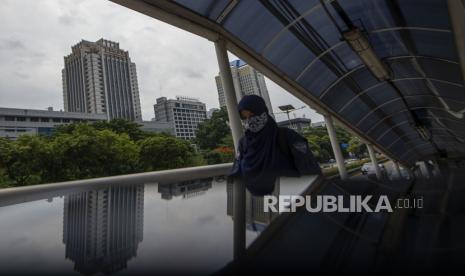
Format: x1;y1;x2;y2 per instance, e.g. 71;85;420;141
395;0;451;29
264;30;316;79
409;30;458;61
368;31;410;58
222;1;284;52
418;59;464;84
297;59;338;97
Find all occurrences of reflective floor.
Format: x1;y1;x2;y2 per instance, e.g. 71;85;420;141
230;165;465;274
0;175;315;275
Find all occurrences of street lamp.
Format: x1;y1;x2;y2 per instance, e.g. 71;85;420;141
275;105;306;130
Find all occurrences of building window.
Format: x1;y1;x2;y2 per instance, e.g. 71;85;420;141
16;117;26;121
52;118;61;123
40;118;49;122
30;117;39;122
5;116;15;121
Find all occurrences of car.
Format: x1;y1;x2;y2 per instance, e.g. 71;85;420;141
361;163;385;175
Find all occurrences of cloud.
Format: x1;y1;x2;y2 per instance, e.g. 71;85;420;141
13;72;30;79
57;14;88;26
0;39;25;50
0;0;323;123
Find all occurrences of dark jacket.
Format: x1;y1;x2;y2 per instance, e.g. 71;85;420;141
230;127;322;178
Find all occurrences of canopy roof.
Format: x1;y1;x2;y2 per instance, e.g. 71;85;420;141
113;0;465;165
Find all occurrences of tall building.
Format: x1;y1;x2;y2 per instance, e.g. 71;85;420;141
215;59;273;116
153;96;207;140
62;184;144;275
62;39;142;121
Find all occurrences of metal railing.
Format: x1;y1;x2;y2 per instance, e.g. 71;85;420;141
0;163;232;207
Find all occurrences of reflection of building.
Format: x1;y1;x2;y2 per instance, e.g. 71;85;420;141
153;96;207;140
226;178;280;232
158;178;213;200
62;184;144;275
0;107;106;140
277;118;312;133
215;60;273;118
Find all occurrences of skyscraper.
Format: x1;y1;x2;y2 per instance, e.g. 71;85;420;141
62;39;142;121
153;96;207;140
215;59;274;117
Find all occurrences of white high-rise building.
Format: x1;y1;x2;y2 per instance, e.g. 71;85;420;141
215;59;273;117
153;96;207;140
62;39;142;121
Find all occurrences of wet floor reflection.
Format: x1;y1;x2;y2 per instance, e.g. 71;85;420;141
158;178;213;200
227;178;280;234
0;175;314;275
63;184;144;275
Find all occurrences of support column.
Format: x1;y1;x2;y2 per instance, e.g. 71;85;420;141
324;115;348;180
214;39;244;150
366;143;382;180
232;178;246;261
215;39;245;261
417;161;431;179
393;161;402;178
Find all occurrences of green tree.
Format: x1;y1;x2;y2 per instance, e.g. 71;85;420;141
55;119;147;141
52;124;139;181
0;135;53;185
93;119;147;141
303;125;353;162
347;136;367;158
203;146;235;165
194;107;232;150
139;136;199;170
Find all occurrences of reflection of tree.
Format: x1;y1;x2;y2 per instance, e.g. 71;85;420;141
158;178;213;200
62;184;144;275
226;178;280;233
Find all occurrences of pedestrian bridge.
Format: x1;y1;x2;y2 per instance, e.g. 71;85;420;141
1;0;464;274
112;0;465;171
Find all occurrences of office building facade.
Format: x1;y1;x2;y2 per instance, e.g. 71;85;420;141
0;107;106;139
62;39;142;121
277;117;312;133
215;59;273;116
153;96;207;140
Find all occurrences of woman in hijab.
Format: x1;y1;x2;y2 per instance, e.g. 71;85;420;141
229;95;321;196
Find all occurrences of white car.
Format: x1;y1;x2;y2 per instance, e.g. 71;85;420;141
361;163;385;175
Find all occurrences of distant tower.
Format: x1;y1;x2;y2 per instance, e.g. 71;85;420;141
215;59;274;117
62;39;142;121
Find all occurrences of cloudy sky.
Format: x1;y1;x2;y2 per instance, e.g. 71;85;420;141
0;0;323;123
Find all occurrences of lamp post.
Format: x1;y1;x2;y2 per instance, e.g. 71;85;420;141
275;105;306;130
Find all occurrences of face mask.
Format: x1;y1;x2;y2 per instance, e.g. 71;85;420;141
242;112;268;133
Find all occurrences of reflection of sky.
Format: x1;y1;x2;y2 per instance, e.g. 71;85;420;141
0;175;316;275
0;197;77;274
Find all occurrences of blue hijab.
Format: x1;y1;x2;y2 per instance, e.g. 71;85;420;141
237;95;295;195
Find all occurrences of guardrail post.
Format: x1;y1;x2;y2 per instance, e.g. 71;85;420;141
323;115;348;180
366;143;382;180
233;178;246;261
393;161;402;178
